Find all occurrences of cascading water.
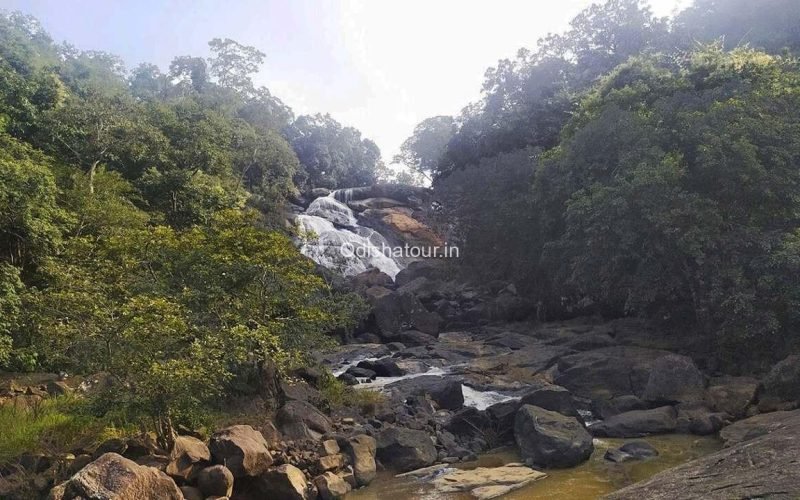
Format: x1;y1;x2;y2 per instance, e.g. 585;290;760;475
295;193;403;278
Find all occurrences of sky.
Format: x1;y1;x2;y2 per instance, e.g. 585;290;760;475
3;0;688;164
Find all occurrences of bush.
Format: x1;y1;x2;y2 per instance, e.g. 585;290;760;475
0;396;134;463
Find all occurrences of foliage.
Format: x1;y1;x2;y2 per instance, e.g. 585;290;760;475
0;395;133;463
285;113;381;190
0;9;372;440
424;1;800;369
316;371;385;416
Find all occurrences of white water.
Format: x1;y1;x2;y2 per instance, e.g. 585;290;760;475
355;366;448;391
296;194;402;278
461;385;520;410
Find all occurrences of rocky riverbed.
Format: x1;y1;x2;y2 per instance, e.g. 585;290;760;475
3;258;800;499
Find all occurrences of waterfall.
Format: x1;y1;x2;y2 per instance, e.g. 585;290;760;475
296;194;403;278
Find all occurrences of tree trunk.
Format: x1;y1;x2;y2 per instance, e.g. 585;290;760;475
89;160;100;195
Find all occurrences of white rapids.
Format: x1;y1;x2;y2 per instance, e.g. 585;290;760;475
295;194;402;278
461;385;520;410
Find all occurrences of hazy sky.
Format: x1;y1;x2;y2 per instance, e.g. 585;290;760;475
3;0;688;163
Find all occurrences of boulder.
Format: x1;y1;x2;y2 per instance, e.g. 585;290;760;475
209;425;273;478
590;406;677;438
49;453;182;500
45;381;71;397
376;427;437;472
719;409;800;446
519;385;580;419
362;208;444;248
386;375;464;410
357;358;404;377
604;441;659;463
590;395;649;420
367;288;441;336
444;407;493;445
675;402;727;435
165;435;211;482
606;409;800;499
513;405;593;468
92;438;127;458
758;354;800;411
344;366;376;380
124;433;163;460
396;330;438;346
486;400;523;443
488;294;531;322
318;454;345;471
350;268;393;293
275;400;333;440
197;465;234;498
431;463;547;499
394;260;449;287
257;464;310;500
641;354;706;404
319;439;340;456
705;376;758;418
179;486;204;500
313;472;352;499
340;434;376;486
310;188;331;199
554;346;673;401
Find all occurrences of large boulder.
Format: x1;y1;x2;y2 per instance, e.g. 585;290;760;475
589;406;677;438
641;354;706;405
197;464;234;498
49;453;182;500
606;409;800;499
209;425;273;478
554;346;674;401
367;287;441;337
758;354;800;411
386;375;464;410
275;400;333;440
340;434;376;486
590;395;648;420
519;385;580;419
513;405;593;468
357;358;405;377
313;472;352;499
675;402;727;436
165;435;211;482
705;376;758;419
376;427;437;472
361;208;444;248
256;464;310;500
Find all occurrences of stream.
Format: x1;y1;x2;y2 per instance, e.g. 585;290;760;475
346;434;722;499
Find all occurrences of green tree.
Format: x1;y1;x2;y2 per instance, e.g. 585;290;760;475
394;116;455;179
208;38;265;93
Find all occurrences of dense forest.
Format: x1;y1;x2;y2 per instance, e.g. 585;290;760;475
399;0;800;371
0;11;383;442
2;0;800;497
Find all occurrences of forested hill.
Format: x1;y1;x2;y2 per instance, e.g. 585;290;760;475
0;11;383;434
399;0;800;371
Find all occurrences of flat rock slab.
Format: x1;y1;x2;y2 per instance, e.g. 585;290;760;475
605;410;800;499
432;463;546;499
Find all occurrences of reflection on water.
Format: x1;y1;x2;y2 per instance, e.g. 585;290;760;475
346;434;722;500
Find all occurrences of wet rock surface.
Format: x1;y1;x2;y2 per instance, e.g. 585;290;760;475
606;410;800;499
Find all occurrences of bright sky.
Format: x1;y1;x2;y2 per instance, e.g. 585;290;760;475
4;0;688;163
